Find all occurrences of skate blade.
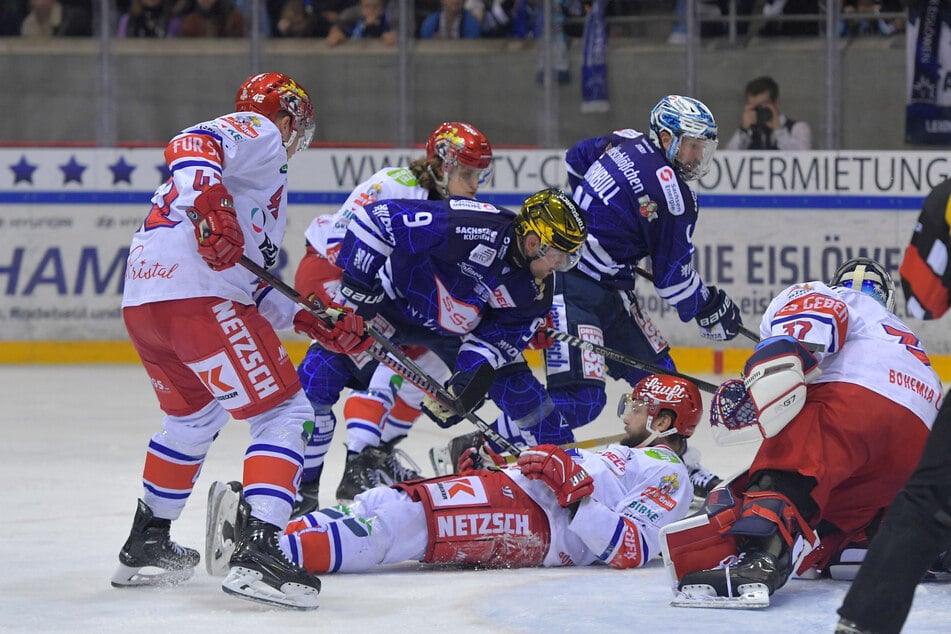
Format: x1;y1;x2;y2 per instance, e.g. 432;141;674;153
205;481;240;577
111;562;194;588
222;568;320;610
429;446;452;476
671;583;770;609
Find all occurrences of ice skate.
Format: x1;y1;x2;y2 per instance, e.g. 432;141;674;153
205;480;250;577
379;436;422;483
688;464;724;499
335;445;391;502
221;517;321;610
111;498;200;588
290;478;320;519
674;534;792;609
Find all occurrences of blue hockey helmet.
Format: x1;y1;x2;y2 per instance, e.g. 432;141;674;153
829;257;896;312
648;95;718;181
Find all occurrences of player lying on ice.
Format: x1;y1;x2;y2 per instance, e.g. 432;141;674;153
660;257;943;608
205;373;701;588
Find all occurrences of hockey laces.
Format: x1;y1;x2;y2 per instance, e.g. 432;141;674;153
385;447;422;482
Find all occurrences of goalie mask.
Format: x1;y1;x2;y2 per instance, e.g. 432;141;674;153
426;122;494;197
829;257;895;312
235;72;316;156
617;374;703;447
648;95;718;182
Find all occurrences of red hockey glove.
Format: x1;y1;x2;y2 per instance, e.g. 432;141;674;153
517;444;593;507
457;442;506;474
526;312;556;350
187;183;244;271
293;302;373;356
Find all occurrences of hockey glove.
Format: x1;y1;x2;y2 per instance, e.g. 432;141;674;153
457;442;506;474
421;370;490;429
694;286;742;341
293;302;373;356
526;312;556;350
336;272;386;320
186;183;244;271
517;444;593;507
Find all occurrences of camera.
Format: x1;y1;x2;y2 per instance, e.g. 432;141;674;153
755;105;773;125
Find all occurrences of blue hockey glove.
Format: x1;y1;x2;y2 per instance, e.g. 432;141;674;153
695;286;742;341
336;271;386;320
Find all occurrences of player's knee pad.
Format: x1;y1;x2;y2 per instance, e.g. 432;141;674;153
296;345;354;405
246;390;313;446
489;363;552;423
160;399;231;453
549;383;606;428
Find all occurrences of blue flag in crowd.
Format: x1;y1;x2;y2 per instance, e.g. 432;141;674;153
581;0;609;113
906;0;951;144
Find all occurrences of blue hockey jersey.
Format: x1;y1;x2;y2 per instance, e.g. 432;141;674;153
565;128;711;322
336;197;551;371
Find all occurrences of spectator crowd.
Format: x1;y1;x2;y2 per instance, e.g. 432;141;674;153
1;0;907;40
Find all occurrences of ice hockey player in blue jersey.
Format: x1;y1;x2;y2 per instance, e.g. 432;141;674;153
450;96;741;494
296;187;588;502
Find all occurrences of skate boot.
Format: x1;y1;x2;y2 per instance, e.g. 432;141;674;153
290;478;320;519
335;445;390;502
429;431;494;475
205;481;251;577
221;517;321;610
688;464;724;499
111;499;200;588
379;436;422;484
676;533;792;607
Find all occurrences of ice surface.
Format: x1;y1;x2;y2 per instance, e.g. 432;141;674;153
2;365;949;633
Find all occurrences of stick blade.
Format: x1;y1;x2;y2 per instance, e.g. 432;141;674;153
452;363;496;414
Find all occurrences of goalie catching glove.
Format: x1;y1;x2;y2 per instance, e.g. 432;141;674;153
186;183;245;271
517;444;593;507
694;286;742;341
293;301;373;356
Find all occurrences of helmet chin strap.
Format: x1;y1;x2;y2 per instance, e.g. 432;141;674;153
636;413;677;448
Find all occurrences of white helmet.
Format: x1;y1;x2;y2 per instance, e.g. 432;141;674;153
829;257;896;312
649;95;718;181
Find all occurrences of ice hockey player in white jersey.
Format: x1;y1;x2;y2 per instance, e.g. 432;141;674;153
664;257;942;609
113;72;372;610
205;373;700;575
293;122;494;511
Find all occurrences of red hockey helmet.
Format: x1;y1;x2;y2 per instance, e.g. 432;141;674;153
425;122;493;196
235;72;315;155
618;374;703;441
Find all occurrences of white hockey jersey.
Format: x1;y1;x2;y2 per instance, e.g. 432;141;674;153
122;112;300;329
504;443;694;568
303;166;431;263
760;281;943;428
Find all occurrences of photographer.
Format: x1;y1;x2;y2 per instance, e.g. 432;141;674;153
726;76;812;150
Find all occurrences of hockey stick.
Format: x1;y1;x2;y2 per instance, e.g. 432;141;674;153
546;328;719;393
631;265;826;352
632;265;759;345
231;255;523;456
498;433;626;464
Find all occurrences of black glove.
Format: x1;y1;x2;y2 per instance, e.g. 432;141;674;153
421;370;489;429
336;271;386;320
694;286;742;341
